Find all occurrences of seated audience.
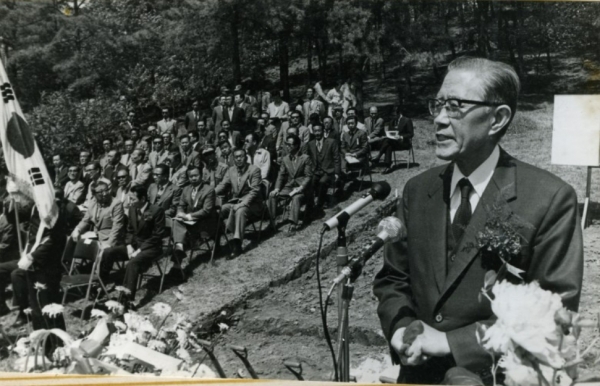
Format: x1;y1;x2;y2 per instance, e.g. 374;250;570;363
148;164;179;218
304;124;341;211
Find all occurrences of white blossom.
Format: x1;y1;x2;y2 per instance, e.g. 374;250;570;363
33;282;46;291
41;303;64;318
105;300;125;315
115;286;131;295
23;308;32;315
218;323;229;332
482;280;564;368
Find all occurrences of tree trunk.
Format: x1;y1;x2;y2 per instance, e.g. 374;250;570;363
546;40;552;71
231;7;242;84
307;37;313;84
338;48;343;79
279;31;290;101
515;2;525;77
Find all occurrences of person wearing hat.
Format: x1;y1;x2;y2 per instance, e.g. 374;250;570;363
201;147;229;188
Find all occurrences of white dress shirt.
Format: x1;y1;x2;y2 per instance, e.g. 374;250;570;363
449;145;500;223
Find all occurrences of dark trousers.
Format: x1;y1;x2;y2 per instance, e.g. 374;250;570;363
0;260;18;303
11;268;29;311
102;246;161;298
172;216;216;246
267;187;304;225
311;173;334;207
23;269;66;331
378;138;411;166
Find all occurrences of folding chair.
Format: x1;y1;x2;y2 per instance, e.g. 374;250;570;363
60;238;109;319
345;153;372;191
274;193;308;232
248;180;271;242
137;217;184;294
392;142;415;169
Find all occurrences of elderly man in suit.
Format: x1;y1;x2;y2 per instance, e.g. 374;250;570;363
64;165;86;205
101;185;165;302
148;164;179;218
304;124;341;211
302;87;326;126
72;180;126;252
129;148;153;188
374;106;415;174
215;148;263;258
365;106;385;145
323;116;340;145
268;134;313;231
52;154;69;189
373;57;583;385
172;165;216;265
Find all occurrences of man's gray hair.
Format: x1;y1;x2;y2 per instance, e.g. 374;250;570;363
448;56;520;130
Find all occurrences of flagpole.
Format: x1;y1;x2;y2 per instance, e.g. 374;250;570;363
11;198;23;254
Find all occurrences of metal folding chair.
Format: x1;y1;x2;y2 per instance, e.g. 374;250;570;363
60;238;109;319
392;142;415;169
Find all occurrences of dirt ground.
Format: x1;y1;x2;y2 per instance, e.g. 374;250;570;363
1;50;600;383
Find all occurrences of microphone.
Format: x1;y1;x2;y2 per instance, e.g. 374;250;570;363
333;216;404;284
323;181;391;231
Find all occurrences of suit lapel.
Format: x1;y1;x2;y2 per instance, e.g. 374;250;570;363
237;167;250;195
441;150;517;297
427;165;452;293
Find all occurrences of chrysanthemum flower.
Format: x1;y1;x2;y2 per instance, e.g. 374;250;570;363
41;303;64;318
33;282;46;291
151;302;171;318
115;286;131;295
218;323;229;332
105;300;125;315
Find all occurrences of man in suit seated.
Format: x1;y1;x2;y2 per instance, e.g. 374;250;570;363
303;124;341;212
303;87;326;126
165;151;188;188
149;137;170;169
215;148;263;258
72;180;126;251
340;116;369;176
120;140;135;167
373;57;583;385
201;147;229;187
373;106;414;174
172;165;216;265
148;164;179;218
51;154;69;189
268;134;313;232
217;139;234;167
219;119;241;149
103;150;128;192
244;132;271;181
323;116;340;145
64;165;86;205
195;120;215;152
179;135;202;169
365;106;385;146
162;131;179;153
101;185;166;303
129;149;153;188
114;169;132;214
82;162;112;209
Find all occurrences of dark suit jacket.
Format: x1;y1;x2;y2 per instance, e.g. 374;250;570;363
185;110;201;132
148;182;180;218
304;138;341;176
177;183;216;220
216;130;242;149
275;153;314;192
103;163;128;195
222;106;246;132
52;166;69;188
390;115;414;143
180;148;202;169
212;105;225;133
196;131;215;152
373;148;583;384
126;204;165;251
365;116;385;139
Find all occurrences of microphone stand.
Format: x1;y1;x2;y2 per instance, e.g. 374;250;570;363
335;215;351;382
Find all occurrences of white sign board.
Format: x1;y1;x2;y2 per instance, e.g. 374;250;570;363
551;95;600;166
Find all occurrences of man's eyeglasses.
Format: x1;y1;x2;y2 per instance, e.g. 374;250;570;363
95;189;110;195
117;175;128;179
428;98;504;118
285;142;294;147
153;141;162;145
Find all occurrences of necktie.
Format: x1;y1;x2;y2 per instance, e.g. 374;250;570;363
191;187;198;202
317;140;322;152
452;178;473;242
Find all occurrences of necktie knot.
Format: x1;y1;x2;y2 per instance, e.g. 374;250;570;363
458;178;472;201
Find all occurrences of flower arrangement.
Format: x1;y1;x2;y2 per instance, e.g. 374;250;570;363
7;300;219;378
477;280;598;386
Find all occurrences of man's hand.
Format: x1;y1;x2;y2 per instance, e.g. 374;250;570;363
17;252;33;270
334;174;340;182
71;229;80;241
289;188;301;197
126;245;135;258
233;203;245;211
270;189;280;198
401;322;451;366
